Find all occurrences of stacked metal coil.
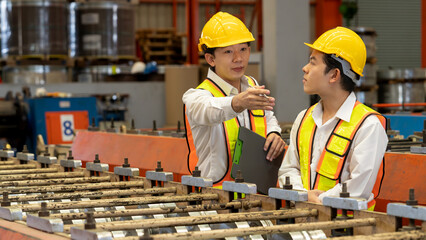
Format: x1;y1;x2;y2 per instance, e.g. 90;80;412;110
377;68;426;112
69;1;135;58
352;27;378;107
0;0;68;58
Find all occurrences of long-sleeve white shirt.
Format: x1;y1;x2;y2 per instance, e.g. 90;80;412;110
183;68;282;182
278;92;388;202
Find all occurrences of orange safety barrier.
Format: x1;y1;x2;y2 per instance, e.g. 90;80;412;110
0;219;69;240
71;131;189;182
374;152;426;212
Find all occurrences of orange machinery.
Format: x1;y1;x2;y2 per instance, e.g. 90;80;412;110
72;130;426;212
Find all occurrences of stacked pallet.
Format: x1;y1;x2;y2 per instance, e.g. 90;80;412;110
136;28;186;65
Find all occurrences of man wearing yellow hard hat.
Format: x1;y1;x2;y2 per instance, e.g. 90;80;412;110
278;27;388;210
183;12;285;186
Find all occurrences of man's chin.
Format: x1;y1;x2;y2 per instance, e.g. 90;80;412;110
303;87;311;94
230;75;244;82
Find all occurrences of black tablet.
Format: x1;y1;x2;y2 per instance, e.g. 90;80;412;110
231;127;285;195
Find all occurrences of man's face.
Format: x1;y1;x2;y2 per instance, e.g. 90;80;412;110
205;43;250;83
302;50;332;95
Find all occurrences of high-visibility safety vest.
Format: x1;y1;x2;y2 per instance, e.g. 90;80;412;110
297;101;386;210
184;77;267;186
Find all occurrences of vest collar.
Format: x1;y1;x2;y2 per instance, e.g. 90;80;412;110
207;68;250;96
312;92;357;125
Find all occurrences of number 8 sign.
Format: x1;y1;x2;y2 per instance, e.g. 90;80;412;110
60;114;75;142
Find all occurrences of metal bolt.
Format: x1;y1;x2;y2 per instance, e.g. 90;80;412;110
131;119;136;130
340;183;350;198
84;212;96;230
283;176;293;190
22;145;28;153
155;161;163;172
235;170;244;183
406;189;418;206
1;192;10;207
44;147;50;156
94;154;100;164
177;121;181;132
39;202;50;217
139;228;153;240
192;166;201;177
122;158;130;168
67;150;74;160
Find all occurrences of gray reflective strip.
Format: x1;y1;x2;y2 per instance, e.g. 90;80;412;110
331;55;358;83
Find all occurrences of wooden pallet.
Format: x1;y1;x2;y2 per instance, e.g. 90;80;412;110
3;55;70;66
72;55;138;67
136;28;176;39
136;28;186;64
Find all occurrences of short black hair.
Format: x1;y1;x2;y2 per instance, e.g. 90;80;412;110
322;54;357;92
202;45;216;56
201;42;251;56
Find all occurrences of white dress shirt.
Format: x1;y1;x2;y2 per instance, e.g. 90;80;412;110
183;68;282;182
278;92;388;202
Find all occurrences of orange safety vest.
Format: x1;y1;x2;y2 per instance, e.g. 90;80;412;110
184;77;267;186
297;101;386;210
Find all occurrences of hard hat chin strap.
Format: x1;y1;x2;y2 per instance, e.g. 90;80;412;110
331;55;358;84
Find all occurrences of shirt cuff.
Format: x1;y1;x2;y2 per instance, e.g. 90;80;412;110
267;131;282;138
318;183;342;202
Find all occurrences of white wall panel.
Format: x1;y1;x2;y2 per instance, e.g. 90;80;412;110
263;0;310;123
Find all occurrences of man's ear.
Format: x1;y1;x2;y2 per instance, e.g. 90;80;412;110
329;68;340;84
205;53;215;67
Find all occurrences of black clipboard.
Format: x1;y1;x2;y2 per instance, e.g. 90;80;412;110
231;127;285;195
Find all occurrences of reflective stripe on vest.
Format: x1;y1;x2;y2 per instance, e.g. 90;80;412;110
296;106;317;191
185;77;267;185
297;101;386;209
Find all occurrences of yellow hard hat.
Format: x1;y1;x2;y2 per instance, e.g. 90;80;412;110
304;26;366;77
198;12;255;52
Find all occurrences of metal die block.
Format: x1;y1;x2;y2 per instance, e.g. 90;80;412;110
171;132;186;138
146;130;163;136
26;214;64;233
86;162;109;172
290;230;327;239
37;156;57;164
70;227;113;240
410;146;426;154
268;188;308;202
114;167;139;177
17;152;34;161
111;231;126;238
60;159;82;168
222;181;257;194
0;207;23;221
322;196;368;211
0;150;14;158
127;129;141;135
106;128;120;133
387;203;426;221
145;171;173;182
181;175;213;188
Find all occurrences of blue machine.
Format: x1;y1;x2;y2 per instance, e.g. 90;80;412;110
26;97;97;153
384;114;426;138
